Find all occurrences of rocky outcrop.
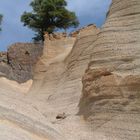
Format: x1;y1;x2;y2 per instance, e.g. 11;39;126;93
78;0;140;139
0;76;64;140
29;24;100;140
31;24;99;95
0;0;140;139
0;43;43;83
79;0;140;116
32;32;76;91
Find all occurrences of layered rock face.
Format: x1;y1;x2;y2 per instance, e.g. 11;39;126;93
65;24;100;79
0;43;43;82
31;25;99;97
29;25;100;140
79;0;140;116
0;0;140;139
32;32;76;91
78;0;140;139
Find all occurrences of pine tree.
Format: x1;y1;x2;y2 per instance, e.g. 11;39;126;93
21;0;79;41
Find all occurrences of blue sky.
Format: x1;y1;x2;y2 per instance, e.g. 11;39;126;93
0;0;111;51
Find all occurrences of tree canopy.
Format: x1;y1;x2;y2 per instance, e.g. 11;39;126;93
21;0;79;41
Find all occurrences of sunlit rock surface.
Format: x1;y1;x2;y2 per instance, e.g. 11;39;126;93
0;0;140;139
79;0;140;139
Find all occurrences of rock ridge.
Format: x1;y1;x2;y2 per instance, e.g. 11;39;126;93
0;43;43;83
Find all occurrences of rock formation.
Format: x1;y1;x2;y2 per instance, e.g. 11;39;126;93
0;0;140;139
78;0;140;139
31;32;76;91
31;24;99;98
30;0;140;139
0;43;43;83
79;0;140;116
29;24;100;140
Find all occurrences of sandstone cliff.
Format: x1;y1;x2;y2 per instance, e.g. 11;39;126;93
29;24;100;140
78;0;140;139
79;0;140;116
31;25;99;99
30;0;140;139
31;32;76;92
0;0;140;140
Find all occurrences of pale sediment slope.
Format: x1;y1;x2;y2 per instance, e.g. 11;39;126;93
28;25;100;140
0;78;65;140
30;33;76;93
30;25;99;113
0;33;77;140
0;77;32;93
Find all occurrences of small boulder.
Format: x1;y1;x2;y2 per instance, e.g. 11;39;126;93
56;113;67;120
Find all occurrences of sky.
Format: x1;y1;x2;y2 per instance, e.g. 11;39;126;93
0;0;112;51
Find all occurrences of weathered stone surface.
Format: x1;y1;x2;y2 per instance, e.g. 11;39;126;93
0;52;11;77
0;77;64;140
0;0;140;139
0;31;79;140
0;43;43;83
0;52;7;63
31;24;99;95
29;25;100;140
70;24;97;37
79;0;140;115
78;0;140;139
32;31;76;90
